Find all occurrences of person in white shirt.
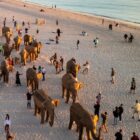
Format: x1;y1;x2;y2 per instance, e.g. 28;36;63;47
41;67;46;81
4;114;11;133
82;61;90;74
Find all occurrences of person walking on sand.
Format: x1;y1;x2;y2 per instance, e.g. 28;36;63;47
132;100;140;121
93;37;99;47
60;56;64;71
130;77;136;94
101;112;108;133
94;102;100;118
96;92;102;104
118;104;124;121
4;114;11;133
42;67;46;81
82;61;90;74
15;71;22;86
26;90;33;109
36;28;39;34
57;28;61;37
115;129;123;140
76;40;80;49
113;107;119;125
129;33;134;43
124;34;128;42
131;132;139;140
111;67;115;84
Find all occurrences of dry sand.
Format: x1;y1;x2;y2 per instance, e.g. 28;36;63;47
0;0;140;140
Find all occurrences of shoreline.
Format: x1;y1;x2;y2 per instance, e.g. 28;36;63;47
25;0;140;25
3;0;140;30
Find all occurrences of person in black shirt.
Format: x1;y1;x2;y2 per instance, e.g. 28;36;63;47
57;28;61;37
113;107;119;125
115;129;123;140
26;91;33;109
94;102;100;118
15;71;22;86
118;104;124;121
60;56;64;71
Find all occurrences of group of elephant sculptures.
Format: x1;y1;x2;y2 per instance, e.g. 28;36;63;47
0;26;43;83
0;26;102;140
25;58;102;140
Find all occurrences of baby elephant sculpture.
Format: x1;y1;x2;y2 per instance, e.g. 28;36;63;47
26;68;39;91
33;89;60;126
62;73;83;103
69;103;102;140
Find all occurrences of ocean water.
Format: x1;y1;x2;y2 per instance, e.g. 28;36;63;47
24;0;140;23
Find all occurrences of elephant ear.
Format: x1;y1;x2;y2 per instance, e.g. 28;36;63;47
51;99;60;107
74;82;83;90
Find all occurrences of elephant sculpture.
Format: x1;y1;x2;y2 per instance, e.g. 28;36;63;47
20;48;29;65
25;45;38;61
13;36;22;51
62;73;83;103
2;26;13;36
24;34;32;45
33;89;60;126
69;103;102;140
3;43;14;59
66;58;80;78
32;40;42;54
0;60;9;83
2;26;13;44
26;68;38;91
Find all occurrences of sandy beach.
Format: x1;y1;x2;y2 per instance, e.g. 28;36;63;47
0;0;140;140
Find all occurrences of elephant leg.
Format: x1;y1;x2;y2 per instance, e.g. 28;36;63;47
32;82;34;91
79;125;83;140
46;110;49;122
86;129;91;140
41;109;45;124
65;90;70;103
34;104;37;116
62;86;65;98
68;114;73;130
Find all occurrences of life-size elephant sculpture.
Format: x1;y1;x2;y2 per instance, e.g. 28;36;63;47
33;89;60;126
0;60;9;83
62;73;83;103
20;48;29;65
2;26;13;36
69;103;102;140
32;40;42;54
24;34;32;45
25;45;38;61
66;58;80;78
14;36;22;51
2;26;13;44
26;68;38;91
3;43;14;59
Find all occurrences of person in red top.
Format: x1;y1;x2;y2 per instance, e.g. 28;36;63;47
131;132;139;140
